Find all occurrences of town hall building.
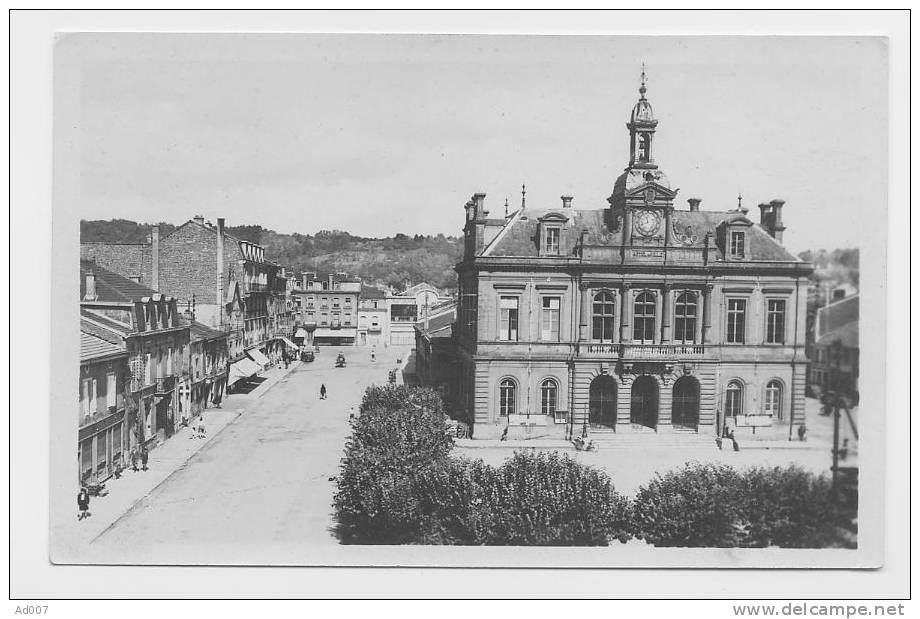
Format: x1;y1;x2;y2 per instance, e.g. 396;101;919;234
453;73;813;440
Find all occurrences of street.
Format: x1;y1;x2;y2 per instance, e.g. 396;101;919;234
86;346;405;563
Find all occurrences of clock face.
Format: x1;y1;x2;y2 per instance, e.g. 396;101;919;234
634;210;661;237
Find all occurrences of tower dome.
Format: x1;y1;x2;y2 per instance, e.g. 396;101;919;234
629;68;656;124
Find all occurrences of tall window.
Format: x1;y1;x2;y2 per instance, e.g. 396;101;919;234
730;231;745;258
765;380;783;419
81;378;95;419
592;292;616;341
545;227;560;255
725;380;744;416
674;292;697;343
633;292;656;342
499;296;519;341
541;297;561;341
145;353;153;385
540;379;558;416
106;372;116;409
499;379;516;416
727;299;746;344
766;299;786;344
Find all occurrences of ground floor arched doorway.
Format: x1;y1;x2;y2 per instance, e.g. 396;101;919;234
589;375;617;428
630;375;659;429
672;376;701;429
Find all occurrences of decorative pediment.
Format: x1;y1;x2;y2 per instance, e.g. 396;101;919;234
624;182;679;202
722;215;754;227
537;211;570;224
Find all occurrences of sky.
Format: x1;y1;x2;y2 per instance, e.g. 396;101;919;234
56;34;887;254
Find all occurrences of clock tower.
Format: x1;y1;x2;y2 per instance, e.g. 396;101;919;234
608;66;679;245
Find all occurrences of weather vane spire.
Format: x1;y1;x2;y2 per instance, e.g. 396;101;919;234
639;62;647;98
504;197;509;217
737;192;743;210
521;183;527;209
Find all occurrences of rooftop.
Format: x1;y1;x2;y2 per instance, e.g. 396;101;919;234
80;259;161;303
80;318;127;362
483;207;801;262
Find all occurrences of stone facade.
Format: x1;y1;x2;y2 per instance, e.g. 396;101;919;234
454;76;813;440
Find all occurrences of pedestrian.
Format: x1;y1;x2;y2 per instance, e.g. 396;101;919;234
730;430;740;452
198;415;206;439
130;449;139;472
371;351;376;363
349;406;355;420
320;384;327;400
140;445;149;471
77;487;90;520
282;350;289;369
797;424;808;442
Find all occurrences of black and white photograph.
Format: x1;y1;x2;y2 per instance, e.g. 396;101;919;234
10;8;911;604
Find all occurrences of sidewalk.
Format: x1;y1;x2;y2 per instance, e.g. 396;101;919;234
53;362;300;552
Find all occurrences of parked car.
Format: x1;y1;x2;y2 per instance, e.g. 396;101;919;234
300;349;315;362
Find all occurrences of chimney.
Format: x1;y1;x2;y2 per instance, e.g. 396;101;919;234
833;288;846;301
193;214;205;225
758;203;772;226
687;198;701;212
84;269;97;301
473;192;487;219
769;199;786;243
216;218;225;318
561;195;573;209
151;225;160;291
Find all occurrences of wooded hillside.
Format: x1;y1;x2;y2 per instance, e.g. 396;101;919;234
80;219;463;292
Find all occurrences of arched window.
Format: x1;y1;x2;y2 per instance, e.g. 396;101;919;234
592;291;616;341
638;133;651;161
725;380;744;417
765;380;783;419
499;379;516;416
540;379;558;416
633;291;656;342
674;292;698;343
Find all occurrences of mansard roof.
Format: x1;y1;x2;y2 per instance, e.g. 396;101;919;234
483;207;801;262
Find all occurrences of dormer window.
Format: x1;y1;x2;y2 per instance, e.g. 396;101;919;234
538;212;568;256
730;231;745;258
545;227;560;255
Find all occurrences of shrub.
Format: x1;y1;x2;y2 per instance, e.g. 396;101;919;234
334;385;453;543
631;462;748;547
412;451;630;546
631;462;848;548
742;465;843;548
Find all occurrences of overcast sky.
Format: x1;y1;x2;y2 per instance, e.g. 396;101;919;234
57;34;886;254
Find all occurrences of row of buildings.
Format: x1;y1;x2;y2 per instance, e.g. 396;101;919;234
79;219;451;485
414;73;859;440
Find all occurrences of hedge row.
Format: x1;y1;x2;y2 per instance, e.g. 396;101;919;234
333;385;852;548
631;463;849;548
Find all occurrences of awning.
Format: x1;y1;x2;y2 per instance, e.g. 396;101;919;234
295;328;309;339
281;337;298;350
228;358;261;384
314;328;357;339
247;348;271;367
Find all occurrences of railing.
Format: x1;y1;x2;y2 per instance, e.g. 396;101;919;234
583;343;705;357
621;343;705;358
